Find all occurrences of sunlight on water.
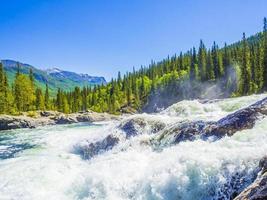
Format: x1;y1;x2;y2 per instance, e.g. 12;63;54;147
0;94;267;200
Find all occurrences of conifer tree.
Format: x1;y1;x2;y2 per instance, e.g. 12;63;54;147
240;33;252;94
198;40;207;81
206;50;215;80
255;43;264;91
263;17;267;89
190;48;198;80
14;74;35;111
0;63;6;113
45;83;50;110
35;88;45;110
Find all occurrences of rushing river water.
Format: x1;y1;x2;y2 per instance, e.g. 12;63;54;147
1;94;267;200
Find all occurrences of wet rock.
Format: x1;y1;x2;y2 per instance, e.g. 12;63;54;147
154;120;210;145
75;135;120;159
202;97;267;139
155;97;267;145
118;116;166;138
77;116;166;159
234;156;267;200
119;117;147;138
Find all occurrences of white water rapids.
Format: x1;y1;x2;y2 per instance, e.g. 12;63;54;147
0;94;267;200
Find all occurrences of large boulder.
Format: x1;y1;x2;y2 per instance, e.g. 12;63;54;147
74;135;120;159
118;116;166;138
75;116;166;159
234;156;267;200
154;97;267;146
0;115;40;130
202;97;267;139
153;120;210;146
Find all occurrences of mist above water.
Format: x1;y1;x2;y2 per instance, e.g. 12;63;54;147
0;94;267;200
144;65;240;113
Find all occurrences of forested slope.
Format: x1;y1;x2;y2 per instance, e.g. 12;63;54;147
0;19;267;114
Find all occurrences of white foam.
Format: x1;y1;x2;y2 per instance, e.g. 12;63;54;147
0;94;266;199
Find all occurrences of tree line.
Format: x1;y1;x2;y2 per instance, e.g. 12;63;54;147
0;18;267;114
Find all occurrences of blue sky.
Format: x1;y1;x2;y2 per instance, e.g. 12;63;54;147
0;0;266;80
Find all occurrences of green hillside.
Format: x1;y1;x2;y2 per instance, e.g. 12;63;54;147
0;18;267;114
2;60;106;96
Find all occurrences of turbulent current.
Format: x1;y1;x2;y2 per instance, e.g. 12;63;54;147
1;94;267;200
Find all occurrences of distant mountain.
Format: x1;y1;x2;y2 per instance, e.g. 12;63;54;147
46;67;106;85
1;59;106;95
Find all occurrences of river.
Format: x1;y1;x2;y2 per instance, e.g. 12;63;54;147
0;94;267;200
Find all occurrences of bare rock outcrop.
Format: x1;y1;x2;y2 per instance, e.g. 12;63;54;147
154;97;267;146
0;111;118;131
234;156;267;200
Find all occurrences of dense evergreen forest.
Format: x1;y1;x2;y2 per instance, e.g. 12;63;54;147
1;18;267;115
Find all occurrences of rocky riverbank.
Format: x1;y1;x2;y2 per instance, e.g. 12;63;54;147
0;111;119;131
234;156;267;200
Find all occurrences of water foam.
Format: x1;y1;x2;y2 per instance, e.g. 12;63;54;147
0;94;266;200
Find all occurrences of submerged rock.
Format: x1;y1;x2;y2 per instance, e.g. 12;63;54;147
75;135;120;159
234;156;267;200
76;116;167;159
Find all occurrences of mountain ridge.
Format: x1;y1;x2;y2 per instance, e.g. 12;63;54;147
1;59;106;95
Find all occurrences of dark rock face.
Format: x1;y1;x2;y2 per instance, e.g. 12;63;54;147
74;135;120;159
78;97;267;160
156;120;209;144
202;97;267;139
76;116;167;159
234;156;267;200
119;117;147;138
118;116;166;138
155;97;267;145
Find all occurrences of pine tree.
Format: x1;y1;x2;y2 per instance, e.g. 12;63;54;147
206;50;215;80
263;17;267;89
223;43;231;68
45;83;50;110
198;40;207;81
35;88;45;110
56;88;63;112
255;43;264;91
212;42;223;78
190;48;198;80
62;95;70;113
240;33;252;94
14;74;35;111
0;62;6;113
28;68;36;110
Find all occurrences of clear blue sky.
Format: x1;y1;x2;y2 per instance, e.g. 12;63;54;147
0;0;266;81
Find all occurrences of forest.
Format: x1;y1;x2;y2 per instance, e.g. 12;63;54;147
0;18;267;115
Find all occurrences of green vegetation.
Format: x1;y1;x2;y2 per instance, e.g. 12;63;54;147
1;18;267;115
2;60;106;97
